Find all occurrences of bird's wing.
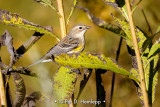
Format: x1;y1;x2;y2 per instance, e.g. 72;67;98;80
59;36;79;48
25;36;79;69
45;36;79;57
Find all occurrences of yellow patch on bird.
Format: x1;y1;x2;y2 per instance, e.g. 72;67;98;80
72;42;84;52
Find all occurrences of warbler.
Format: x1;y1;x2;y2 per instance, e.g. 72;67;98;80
26;23;90;69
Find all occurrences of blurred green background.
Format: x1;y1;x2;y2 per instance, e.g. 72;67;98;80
0;0;160;107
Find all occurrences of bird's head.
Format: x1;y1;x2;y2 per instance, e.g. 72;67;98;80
68;23;91;37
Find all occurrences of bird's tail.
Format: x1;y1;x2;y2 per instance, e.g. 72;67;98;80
25;58;52;69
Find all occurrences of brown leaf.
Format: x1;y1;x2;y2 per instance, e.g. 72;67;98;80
0;30;18;66
12;73;26;107
76;6;125;36
22;91;42;107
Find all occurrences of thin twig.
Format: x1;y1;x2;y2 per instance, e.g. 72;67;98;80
125;0;149;107
0;69;7;106
96;69;106;107
14;32;44;65
56;0;66;38
109;37;123;107
16;32;44;56
66;0;78;28
56;1;73;107
76;69;92;101
45;2;61;17
137;5;153;35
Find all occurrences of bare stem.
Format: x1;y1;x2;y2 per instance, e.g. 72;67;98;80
56;0;66;38
0;70;7;106
45;2;61;17
125;0;149;107
109;37;123;107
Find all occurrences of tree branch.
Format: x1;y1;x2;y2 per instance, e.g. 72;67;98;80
0;70;7;106
125;0;149;107
57;0;66;38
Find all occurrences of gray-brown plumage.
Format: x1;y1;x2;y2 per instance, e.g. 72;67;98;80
25;23;90;69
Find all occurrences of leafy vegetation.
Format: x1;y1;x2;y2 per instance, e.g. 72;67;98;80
0;0;159;107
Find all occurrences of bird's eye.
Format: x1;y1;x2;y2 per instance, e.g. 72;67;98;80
79;26;83;30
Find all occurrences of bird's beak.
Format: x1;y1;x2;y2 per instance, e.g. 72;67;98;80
86;26;91;29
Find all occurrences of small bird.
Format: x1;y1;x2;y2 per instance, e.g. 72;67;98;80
25;23;90;69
